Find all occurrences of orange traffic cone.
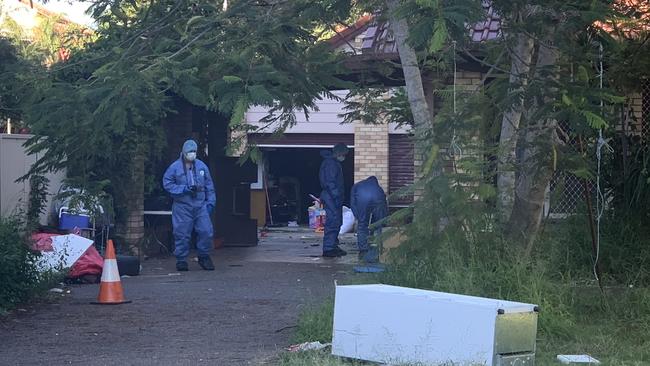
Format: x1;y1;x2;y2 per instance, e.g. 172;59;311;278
92;240;131;305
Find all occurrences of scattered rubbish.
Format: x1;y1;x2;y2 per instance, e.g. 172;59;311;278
288;221;299;227
68;245;103;279
297;279;301;282
49;288;64;293
353;264;386;273
168;273;181;276
339;206;355;234
34;234;94;273
308;198;325;230
275;325;298;333
286;341;331;352
311;258;321;261
557;355;601;364
17;309;27;312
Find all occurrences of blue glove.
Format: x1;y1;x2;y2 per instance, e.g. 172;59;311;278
207;203;214;215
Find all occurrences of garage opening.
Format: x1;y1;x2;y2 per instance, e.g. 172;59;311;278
262;147;354;226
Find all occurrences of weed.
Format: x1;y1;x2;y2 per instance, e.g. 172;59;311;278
0;216;41;312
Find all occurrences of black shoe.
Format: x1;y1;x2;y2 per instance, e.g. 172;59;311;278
334;246;347;256
323;247;347;258
323;250;339;257
198;255;215;271
176;261;189;272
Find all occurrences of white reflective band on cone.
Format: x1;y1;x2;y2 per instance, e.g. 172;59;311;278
101;259;121;282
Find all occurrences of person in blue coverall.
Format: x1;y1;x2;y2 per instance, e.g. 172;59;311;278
350;176;387;263
163;139;216;271
319;143;349;257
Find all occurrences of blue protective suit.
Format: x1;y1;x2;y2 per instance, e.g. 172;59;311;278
319;150;344;252
350;176;387;253
163;155;216;261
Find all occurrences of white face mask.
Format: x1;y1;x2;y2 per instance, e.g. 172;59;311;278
185;152;197;161
337;156;345;162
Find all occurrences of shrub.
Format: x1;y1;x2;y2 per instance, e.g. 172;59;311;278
0;216;41;312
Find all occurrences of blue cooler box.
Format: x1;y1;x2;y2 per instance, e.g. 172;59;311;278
59;212;91;230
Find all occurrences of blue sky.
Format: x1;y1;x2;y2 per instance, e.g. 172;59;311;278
38;0;95;27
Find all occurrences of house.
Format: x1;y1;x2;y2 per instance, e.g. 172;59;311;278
241;10;495;227
240;2;650;227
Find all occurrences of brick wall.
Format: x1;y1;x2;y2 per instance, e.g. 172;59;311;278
354;121;389;190
413;70;485;198
116;154;145;256
455;71;483;89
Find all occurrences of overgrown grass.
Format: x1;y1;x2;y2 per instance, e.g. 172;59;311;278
280;214;650;365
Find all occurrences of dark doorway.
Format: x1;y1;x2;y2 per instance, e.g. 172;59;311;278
263;147;354;225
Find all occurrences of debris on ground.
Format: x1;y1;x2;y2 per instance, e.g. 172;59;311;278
353;264;386;273
32;234;103;280
48;288;64;293
557;355;601;364
286;341;331;352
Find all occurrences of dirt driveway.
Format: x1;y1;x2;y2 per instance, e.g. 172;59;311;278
0;230;357;365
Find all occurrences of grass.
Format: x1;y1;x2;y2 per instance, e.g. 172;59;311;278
281;286;650;366
278;217;650;365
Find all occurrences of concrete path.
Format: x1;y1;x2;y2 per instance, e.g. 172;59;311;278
0;230;359;365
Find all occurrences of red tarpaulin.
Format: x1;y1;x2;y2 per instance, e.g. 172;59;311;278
30;233;103;278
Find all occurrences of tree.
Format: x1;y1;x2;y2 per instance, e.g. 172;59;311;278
15;0;355;252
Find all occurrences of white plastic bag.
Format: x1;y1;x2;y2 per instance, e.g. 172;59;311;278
339;206;355;234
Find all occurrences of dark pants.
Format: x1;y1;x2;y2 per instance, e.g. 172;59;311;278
321;191;342;252
355;201;387;251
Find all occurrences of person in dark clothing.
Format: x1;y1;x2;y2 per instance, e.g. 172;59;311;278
350;176;387;263
319;143;349;257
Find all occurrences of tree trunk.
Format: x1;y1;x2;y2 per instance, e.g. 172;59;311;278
116;152;145;257
497;32;535;221
386;0;432;208
386;0;432;138
507;39;560;250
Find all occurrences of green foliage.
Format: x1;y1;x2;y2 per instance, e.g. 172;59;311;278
340;87;413;127
26;175;50;231
0;217;40;313
7;0;357;221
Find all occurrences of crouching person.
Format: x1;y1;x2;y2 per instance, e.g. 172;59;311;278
350;176;387;263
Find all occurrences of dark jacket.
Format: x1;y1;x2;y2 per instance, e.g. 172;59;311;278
350;176;386;218
319;150;344;204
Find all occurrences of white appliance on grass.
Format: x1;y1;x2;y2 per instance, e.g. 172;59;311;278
332;284;539;366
